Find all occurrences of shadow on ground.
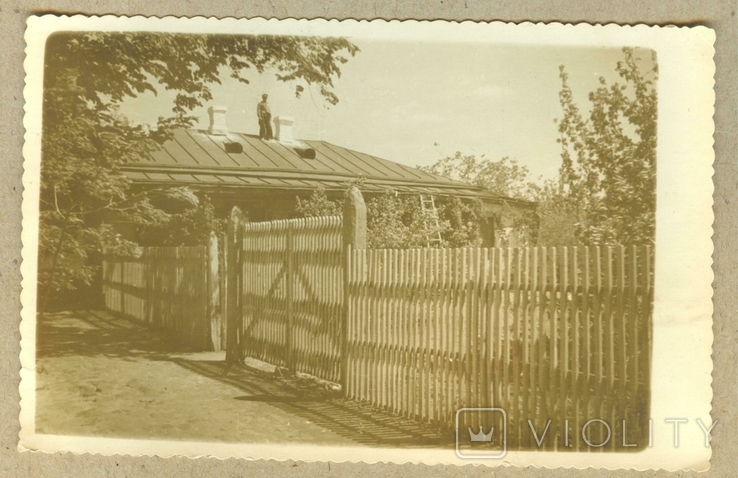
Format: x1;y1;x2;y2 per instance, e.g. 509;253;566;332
37;310;455;448
37;310;194;360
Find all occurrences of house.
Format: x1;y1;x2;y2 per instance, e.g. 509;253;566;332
121;106;535;246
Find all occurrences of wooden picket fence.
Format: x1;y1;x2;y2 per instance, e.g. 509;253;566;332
230;216;344;383
104;189;653;450
345;245;653;450
102;243;224;350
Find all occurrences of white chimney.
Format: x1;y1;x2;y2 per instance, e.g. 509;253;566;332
274;116;295;143
208;106;228;135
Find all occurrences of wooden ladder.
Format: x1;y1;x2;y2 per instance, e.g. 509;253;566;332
419;194;443;247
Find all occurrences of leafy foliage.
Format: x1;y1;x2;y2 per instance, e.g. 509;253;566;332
295;185;342;218
556;47;657;245
529;179;579;247
39;32;358;310
134;196;225;247
293;186;486;249
437;197;484;248
420;152;539;245
419;152;536;200
364;193;450;249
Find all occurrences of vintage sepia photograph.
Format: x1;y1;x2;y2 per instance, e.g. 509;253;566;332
20;16;715;470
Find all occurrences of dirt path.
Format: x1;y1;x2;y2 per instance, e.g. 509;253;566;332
36;311;453;447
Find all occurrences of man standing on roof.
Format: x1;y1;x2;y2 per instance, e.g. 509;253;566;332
257;94;273;140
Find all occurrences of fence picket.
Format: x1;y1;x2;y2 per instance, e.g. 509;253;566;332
104;226;654;452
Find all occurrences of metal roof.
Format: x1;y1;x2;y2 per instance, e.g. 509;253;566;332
122;128;533;206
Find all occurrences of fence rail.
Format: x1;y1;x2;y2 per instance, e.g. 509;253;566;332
345;245;653;449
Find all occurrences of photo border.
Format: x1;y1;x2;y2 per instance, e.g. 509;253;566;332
16;13;718;473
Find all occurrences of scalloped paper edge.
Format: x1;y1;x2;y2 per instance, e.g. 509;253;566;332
19;15;716;471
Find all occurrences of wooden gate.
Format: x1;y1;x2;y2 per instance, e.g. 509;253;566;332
227;215;345;382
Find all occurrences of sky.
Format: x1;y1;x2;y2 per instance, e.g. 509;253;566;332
119;40;644;183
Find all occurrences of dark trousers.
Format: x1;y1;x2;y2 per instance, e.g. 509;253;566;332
259;116;273;140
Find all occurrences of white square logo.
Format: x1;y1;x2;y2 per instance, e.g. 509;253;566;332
455;408;507;459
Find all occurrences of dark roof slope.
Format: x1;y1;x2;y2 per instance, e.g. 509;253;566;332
122;128;533;206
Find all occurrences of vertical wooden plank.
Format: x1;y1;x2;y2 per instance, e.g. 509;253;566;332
556;247;567;448
353;245;361;401
369;248;378;408
627;245;639;427
534;247;546;447
520;247;529;448
526;248;539;448
427;247;435;421
642;246;654;433
394;247;402;416
424;247;433;422
411;248;421;419
479;249;490;411
491;248;501;411
441;247;451;422
461;248;474;424
507;247;517;446
433;247;442;423
360;246;368;402
466;247;476;423
392;247;399;414
581;246;592;450
417;247;426;420
615;245;627;445
296;221;304;375
358;248;366;403
383;248;391;411
392;248;401;415
604;246;615;450
421;247;430;421
546;248;558;450
589;247;603;448
501;248;512;439
286;223;295;373
386;248;395;413
456;248;466;423
346;244;353;399
353;246;361;401
568;246;580;450
449;248;458;418
378;248;386;409
364;246;373;406
401;248;409;417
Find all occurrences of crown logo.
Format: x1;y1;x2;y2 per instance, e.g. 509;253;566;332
468;425;494;442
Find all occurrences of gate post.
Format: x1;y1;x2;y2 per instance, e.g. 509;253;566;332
207;231;222;351
225;207;244;364
341;186;366;392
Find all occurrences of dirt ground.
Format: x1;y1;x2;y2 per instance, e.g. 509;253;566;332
35;310;453;447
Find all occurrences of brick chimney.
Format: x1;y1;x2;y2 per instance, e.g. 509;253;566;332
274;116;294;143
208;106;228;135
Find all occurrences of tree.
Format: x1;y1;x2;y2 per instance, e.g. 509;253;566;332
364;193;450;249
419;152;535;200
293;187;453;249
39;32;359;310
556;47;657;245
295;185;342;217
420;152;539;245
530;179;580;247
